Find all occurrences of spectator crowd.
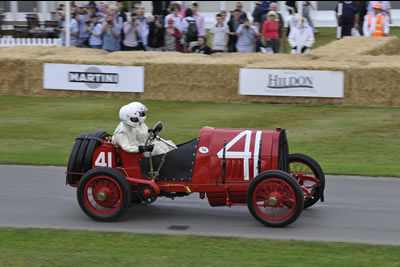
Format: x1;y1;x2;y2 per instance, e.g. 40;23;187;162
58;1;393;54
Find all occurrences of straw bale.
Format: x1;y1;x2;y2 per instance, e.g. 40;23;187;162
309;36;400;58
0;57;25;95
349;62;400;106
1;39;400;106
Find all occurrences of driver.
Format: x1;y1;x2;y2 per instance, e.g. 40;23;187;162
112;102;176;156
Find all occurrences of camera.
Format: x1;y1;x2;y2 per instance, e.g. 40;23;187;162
189;41;200;47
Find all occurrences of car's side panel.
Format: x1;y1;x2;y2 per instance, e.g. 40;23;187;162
191;127;282;186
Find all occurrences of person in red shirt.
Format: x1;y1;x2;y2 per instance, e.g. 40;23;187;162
262;11;280;53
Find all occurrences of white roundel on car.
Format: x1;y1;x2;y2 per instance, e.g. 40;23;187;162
199;147;209;154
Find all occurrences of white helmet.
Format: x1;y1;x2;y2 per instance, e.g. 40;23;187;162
119;102;148;127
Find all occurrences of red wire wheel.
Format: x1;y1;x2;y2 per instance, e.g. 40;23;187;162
289;153;325;209
247;170;304;227
77;167;131;222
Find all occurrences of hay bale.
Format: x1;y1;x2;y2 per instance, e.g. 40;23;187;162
0;58;25;95
1;42;400;106
309;36;400;58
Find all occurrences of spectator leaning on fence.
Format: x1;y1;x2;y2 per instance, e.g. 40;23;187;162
109;5;122;50
137;6;149;51
77;4;90;47
228;9;242;52
86;1;97;16
236;18;260;53
262;11;280;53
60;12;79;46
335;1;359;37
152;0;171;18
164;3;183;32
230;2;248;23
254;1;276;25
116;1;127;23
147;15;165;51
97;2;108;23
268;3;284;40
210;13;229;53
165;18;182;52
182;8;198;52
288;16;314;54
101;13;121;52
191;2;205;37
86;14;102;49
122;12;141;51
363;3;389;37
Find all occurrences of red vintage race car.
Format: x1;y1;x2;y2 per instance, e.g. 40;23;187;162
66;122;325;227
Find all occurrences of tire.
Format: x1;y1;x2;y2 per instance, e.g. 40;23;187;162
247;170;304;227
289;153;325;209
77;167;131;222
66;133;87;184
74;132;94;177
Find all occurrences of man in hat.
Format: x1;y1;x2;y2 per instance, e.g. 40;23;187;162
86;1;98;16
363;2;389;37
367;1;392;24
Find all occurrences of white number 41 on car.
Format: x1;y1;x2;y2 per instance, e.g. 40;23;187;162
217;130;262;180
94;152;113;167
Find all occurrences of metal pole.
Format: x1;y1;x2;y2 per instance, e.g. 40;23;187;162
10;1;18;22
220;1;226;11
65;1;70;46
336;2;343;39
297;1;303;54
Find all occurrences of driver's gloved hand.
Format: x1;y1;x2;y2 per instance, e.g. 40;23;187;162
147;129;152;133
139;145;154;153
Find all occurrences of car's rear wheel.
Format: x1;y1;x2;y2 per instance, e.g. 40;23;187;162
289;153;325;209
247;170;304;227
77;167;131;222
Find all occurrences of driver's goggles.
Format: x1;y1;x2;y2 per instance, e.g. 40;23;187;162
139;111;146;117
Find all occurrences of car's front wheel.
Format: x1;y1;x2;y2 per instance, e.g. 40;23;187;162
247;170;304;227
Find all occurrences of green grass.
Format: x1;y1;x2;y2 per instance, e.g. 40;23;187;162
1;95;399;177
0;227;399;266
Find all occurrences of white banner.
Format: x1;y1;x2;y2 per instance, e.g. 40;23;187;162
239;69;344;98
43;63;144;92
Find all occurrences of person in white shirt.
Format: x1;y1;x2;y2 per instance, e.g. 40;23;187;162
210;14;230;52
164;3;183;32
288;16;315;54
363;2;389;37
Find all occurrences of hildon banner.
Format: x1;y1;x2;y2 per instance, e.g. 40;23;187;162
43;63;144;92
239;69;344;98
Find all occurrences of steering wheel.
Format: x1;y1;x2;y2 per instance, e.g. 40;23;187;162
145;121;163;146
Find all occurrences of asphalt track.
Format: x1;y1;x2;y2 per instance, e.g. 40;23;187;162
1;165;400;245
